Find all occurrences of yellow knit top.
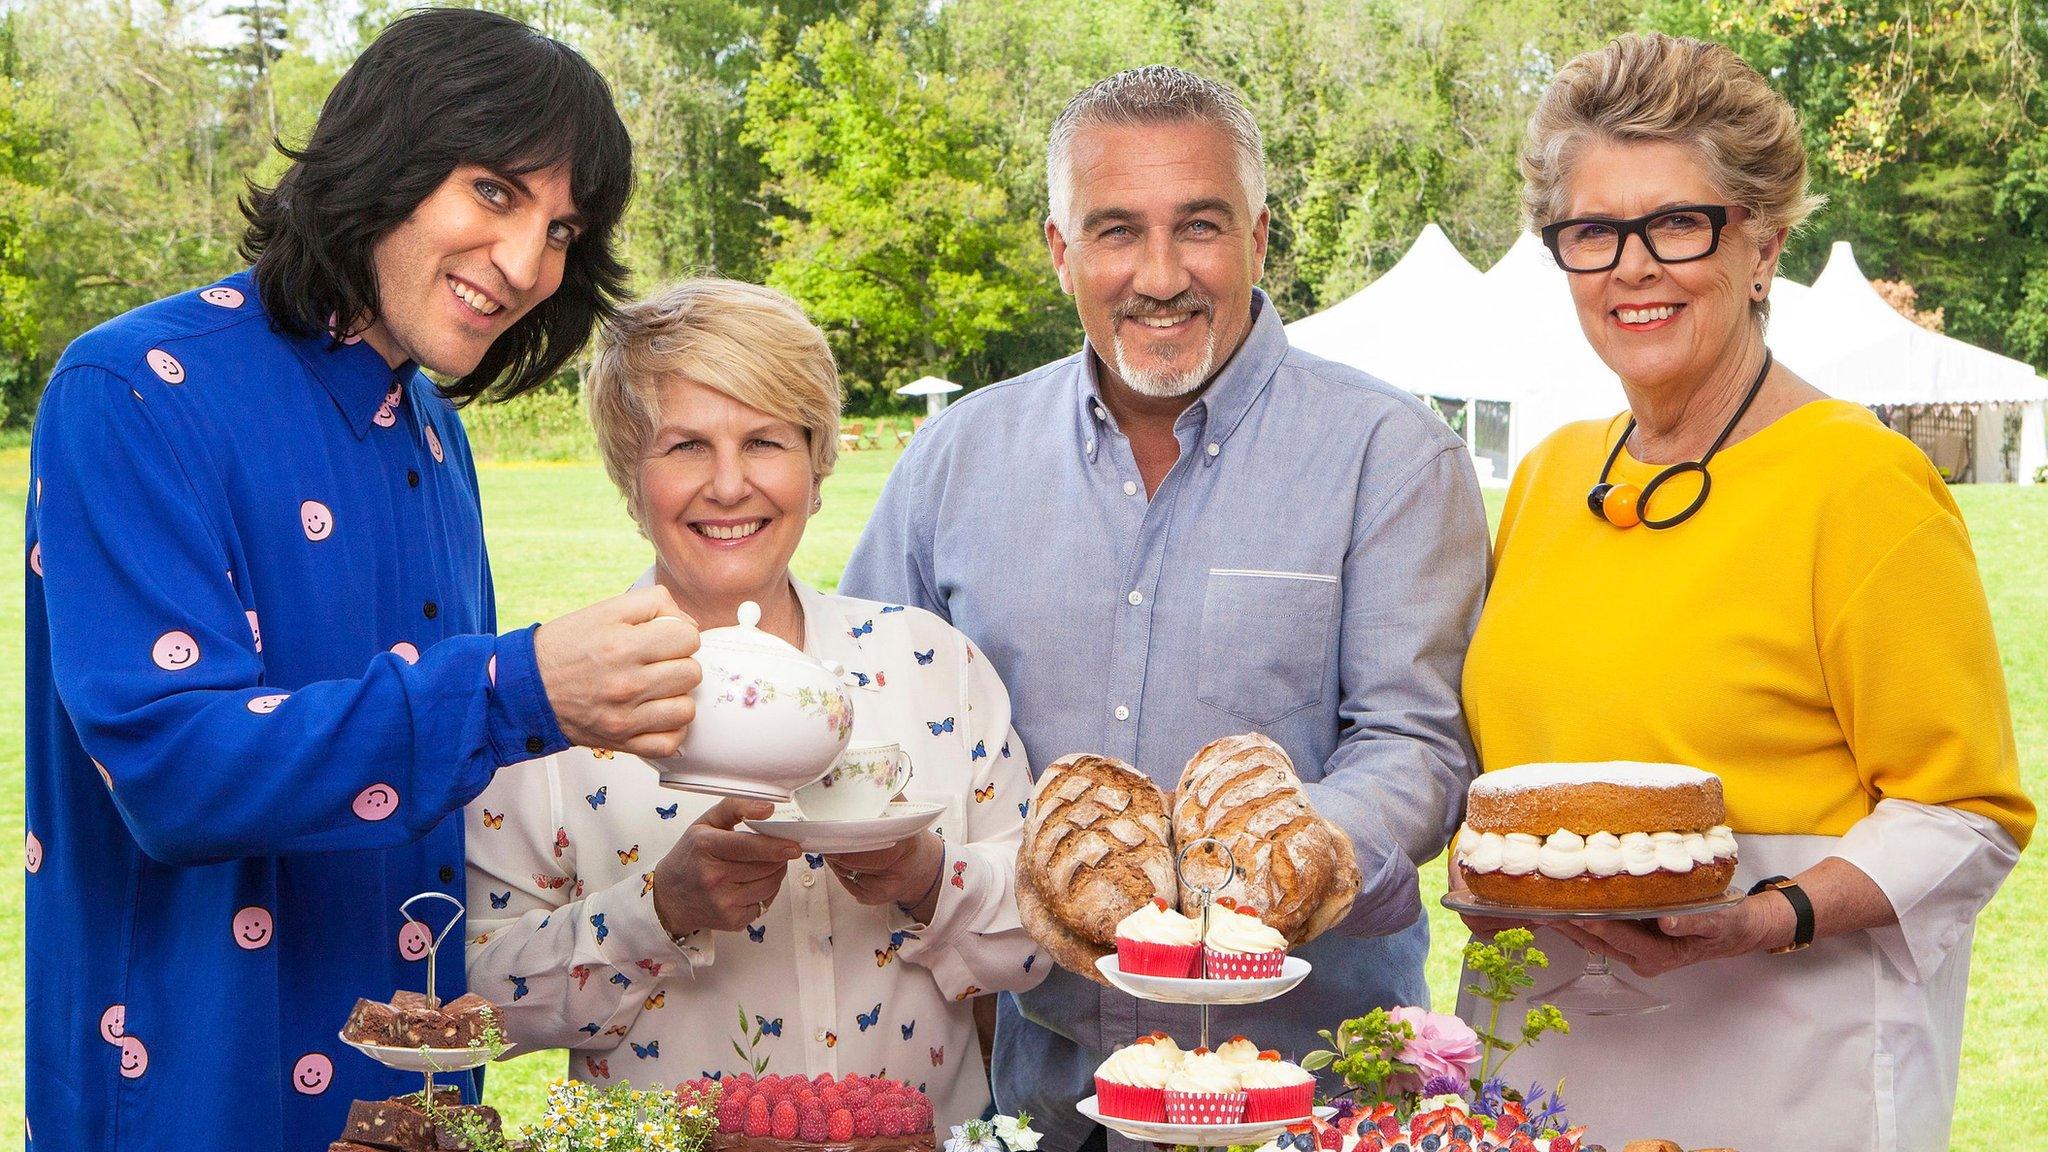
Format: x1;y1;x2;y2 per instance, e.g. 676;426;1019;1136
1464;399;2033;847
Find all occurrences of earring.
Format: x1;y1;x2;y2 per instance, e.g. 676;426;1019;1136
1754;282;1763;292
811;493;823;514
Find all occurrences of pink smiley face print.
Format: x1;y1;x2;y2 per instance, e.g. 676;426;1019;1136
199;286;245;309
247;693;289;714
233;906;274;950
99;1004;126;1045
397;920;433;962
300;500;335;542
352;783;398;822
145;349;186;385
372;405;398;428
390;641;420;664
292;1052;333;1095
246;610;262;653
118;1036;148;1079
151;630;199;672
25;831;43;873
425;424;444;463
385;383;404;407
29;542;40;577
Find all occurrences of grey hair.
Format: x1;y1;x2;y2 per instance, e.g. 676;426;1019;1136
1046;65;1267;235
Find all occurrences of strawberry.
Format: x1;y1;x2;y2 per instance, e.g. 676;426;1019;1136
828;1109;855;1142
743;1096;772;1137
771;1100;799;1141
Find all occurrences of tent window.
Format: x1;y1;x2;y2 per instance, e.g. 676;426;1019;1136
1472;401;1511;477
1877;404;1975;483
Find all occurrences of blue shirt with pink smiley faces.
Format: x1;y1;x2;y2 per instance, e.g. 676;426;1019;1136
23;270;569;1150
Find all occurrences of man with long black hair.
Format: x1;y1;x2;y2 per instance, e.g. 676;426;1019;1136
24;11;694;1148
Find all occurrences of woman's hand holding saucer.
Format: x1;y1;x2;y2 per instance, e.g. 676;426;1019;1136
826;831;946;921
1555;896;1792;978
652;798;803;936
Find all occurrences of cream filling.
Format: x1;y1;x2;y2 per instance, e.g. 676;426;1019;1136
1457;823;1735;877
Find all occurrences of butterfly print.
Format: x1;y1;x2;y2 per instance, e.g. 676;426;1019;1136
930;1046;944;1067
1024;953;1037;972
974;783;995;803
875;949;895;968
1001;740;1011;758
971;740;987;761
586;786;608;809
592;749;614;760
609;971;632;990
702;1070;724;1081
656;803;679;820
617;845;639;865
632;1040;660;1059
579;1022;602;1036
604;1024;629;1037
590;913;608;944
747;924;766;943
805;853;825;869
585;1057;609;1079
954;986;981;1001
571;965;593;990
645;991;666;1010
638;959;665;977
925;717;954;736
890;928;921;949
875;672;886;687
914;649;935;666
851;671;871;688
849;620;873;640
642;872;656;897
881;605;905;613
553;827;569;858
756;1015;783;1037
1018;801;1030;819
480;809;504;829
489;890;510;909
900;1021;915;1040
508;975;528;1001
950;860;967;889
856;1003;882;1031
534;873;569;890
823;1032;837;1048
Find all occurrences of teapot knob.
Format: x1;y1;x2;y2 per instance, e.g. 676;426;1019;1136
737;601;763;629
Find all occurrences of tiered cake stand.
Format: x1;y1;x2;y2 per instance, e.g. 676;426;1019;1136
1076;840;1331;1147
338;892;507;1093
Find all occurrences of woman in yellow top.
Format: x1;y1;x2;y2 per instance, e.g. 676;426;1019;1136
1453;33;2033;1152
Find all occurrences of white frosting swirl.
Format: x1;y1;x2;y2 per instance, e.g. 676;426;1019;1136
1202;905;1286;954
1215;1037;1261;1066
1115;900;1201;946
1165;1051;1241;1095
1095;1043;1173;1089
1236;1059;1314;1089
1457;822;1736;877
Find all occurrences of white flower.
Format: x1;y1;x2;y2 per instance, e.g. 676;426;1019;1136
992;1115;1041;1152
1418;1094;1471;1115
945;1120;1004;1152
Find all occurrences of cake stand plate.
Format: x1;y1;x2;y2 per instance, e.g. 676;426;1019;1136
1095;955;1312;1005
340;1034;505;1073
742;802;945;854
1077;1096;1328;1147
1439;886;1745;921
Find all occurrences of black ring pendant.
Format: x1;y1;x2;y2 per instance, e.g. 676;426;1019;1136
1638;460;1712;529
1587;349;1773;531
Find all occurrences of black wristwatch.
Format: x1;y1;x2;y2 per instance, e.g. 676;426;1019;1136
1748;875;1814;954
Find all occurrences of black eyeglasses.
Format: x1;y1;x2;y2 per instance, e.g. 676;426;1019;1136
1540;204;1749;273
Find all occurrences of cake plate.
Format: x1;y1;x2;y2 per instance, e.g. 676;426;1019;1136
344;893;506;1090
1080;839;1320;1148
1440;886;1746;1016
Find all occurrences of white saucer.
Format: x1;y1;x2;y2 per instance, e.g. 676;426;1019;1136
1076;1095;1328;1147
742;801;945;853
340;1033;504;1072
1096;954;1312;1004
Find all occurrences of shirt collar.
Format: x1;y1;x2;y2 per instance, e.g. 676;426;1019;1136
1074;289;1286;457
264;275;419;440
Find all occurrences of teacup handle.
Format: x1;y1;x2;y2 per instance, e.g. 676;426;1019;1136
888;748;915;798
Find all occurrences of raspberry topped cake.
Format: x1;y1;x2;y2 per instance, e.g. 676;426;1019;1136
683;1073;936;1152
1456;762;1737;910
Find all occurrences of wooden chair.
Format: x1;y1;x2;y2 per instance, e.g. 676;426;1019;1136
839;422;867;452
895;416;926;447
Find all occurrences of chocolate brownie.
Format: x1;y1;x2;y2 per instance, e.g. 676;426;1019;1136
342;998;402;1045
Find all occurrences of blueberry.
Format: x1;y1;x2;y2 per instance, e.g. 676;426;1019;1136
1452;1127;1473;1141
1421;1137;1442;1152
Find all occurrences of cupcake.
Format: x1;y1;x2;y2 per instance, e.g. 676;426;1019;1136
1214;1036;1262;1067
1092;1038;1174;1122
1163;1048;1247;1125
1238;1051;1315;1122
1201;899;1288;979
1115;897;1203;978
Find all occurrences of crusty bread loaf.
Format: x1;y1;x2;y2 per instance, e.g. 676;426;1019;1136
1016;753;1177;981
1171;734;1359;945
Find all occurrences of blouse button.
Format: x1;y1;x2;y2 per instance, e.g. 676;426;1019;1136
423;600;439;620
525;737;544;755
801;872;816;888
407;470;420;488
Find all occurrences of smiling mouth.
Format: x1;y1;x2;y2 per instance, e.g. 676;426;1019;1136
448;276;504;317
693;519;767;542
1122;310;1204;332
1614;303;1684;326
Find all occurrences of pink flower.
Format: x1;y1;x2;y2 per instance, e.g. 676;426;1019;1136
1388;1006;1481;1086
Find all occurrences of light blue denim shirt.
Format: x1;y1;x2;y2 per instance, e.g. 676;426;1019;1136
840;292;1488;1149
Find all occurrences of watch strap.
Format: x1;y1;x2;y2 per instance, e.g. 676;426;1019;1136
1748;874;1814;953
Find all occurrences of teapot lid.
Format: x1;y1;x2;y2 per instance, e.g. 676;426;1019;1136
699;601;808;659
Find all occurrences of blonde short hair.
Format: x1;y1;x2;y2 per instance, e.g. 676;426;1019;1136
1522;33;1824;319
586;279;841;525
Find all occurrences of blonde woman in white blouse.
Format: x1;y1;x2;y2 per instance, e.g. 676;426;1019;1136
465;279;1045;1126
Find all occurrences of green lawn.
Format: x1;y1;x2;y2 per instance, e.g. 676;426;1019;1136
4;443;2043;1146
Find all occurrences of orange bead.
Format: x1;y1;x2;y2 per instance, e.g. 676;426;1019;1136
1602;483;1643;528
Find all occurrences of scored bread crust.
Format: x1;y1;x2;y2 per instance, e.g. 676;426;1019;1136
1465;779;1723;837
1016;753;1176;981
1171;734;1360;945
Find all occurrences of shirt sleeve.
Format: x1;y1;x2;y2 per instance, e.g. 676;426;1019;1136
837;432;944;614
31;366;568;866
1304;444;1489;938
464;753;705;1055
1830;800;2020;982
893;622;1048;999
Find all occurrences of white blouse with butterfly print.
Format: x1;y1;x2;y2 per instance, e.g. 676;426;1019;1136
464;578;1046;1127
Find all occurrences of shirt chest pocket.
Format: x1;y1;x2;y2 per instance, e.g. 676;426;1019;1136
1197;568;1339;724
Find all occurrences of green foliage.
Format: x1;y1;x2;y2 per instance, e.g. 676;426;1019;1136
1301;1007;1421;1110
1461;928;1568;1082
461;382;599;463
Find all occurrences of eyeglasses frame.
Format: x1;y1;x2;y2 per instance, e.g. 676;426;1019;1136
1540;203;1750;273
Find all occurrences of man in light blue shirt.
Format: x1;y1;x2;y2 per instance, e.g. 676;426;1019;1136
839;66;1489;1150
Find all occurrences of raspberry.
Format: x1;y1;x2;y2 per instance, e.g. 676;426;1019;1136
771;1100;799;1141
820;1085;845;1109
800;1105;829;1143
885;1106;915;1137
843;1086;872;1108
853;1109;879;1138
743;1097;772;1137
828;1109;855;1142
814;1072;836;1088
729;1073;755;1090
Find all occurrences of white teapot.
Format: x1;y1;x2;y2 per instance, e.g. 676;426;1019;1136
653;601;855;801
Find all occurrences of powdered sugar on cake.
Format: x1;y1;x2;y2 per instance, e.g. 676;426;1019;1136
1470;761;1712;796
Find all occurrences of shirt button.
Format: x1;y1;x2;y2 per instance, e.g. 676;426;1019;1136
439;866;455;883
1127;591;1143;606
407;469;420;488
1114;705;1130;721
1122;481;1138;496
1207;443;1220;457
525;737;545;754
423;600;439;619
801;872;816;888
1085;438;1096;454
815;1029;828;1042
1094;405;1107;421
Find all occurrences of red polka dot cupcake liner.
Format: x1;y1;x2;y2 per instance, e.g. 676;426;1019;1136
1116;937;1203;978
1164;1090;1248;1125
1203;946;1286;979
1094;1077;1167;1123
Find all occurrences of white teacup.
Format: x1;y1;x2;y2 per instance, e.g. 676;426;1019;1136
793;742;914;822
